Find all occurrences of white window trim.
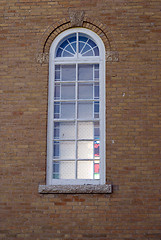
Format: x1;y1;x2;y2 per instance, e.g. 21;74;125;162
46;28;106;186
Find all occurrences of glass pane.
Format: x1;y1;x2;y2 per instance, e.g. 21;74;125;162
78;122;93;139
53;141;59;159
56;48;63;57
79;41;85;53
61;103;75;119
78;64;93;81
71;42;76;53
78;83;93;99
94;46;99;56
94;64;99;79
79;35;88;43
62;65;76;81
65;45;75;55
54;84;60;99
81;44;91;55
88;39;97;48
54;102;60;118
77;161;93;179
59;161;75;179
60;122;75;139
55;65;60;70
55;70;60;81
94;102;99;118
94;122;100;139
63;50;74;57
56;34;76;58
53;161;59;179
78;141;93;159
78;102;93;119
94;70;99;79
94;84;99;99
94;160;100;179
54;122;60;139
82;50;93;56
53;161;75;179
60;40;68;49
54;122;75;140
61;83;75;99
68;36;76;43
60;141;75;159
94;140;100;158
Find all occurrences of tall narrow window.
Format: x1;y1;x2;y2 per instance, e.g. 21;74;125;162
47;28;106;185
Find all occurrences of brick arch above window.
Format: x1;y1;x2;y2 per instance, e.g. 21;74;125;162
36;14;119;64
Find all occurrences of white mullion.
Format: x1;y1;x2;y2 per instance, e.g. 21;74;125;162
53;118;99;122
56;81;75;83
54;99;99;102
59;66;62;119
54;58;100;64
53;158;96;161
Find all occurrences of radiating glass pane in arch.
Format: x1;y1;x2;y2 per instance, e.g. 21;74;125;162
78;33;99;57
56;33;77;58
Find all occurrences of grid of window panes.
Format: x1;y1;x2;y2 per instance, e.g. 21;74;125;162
53;63;100;180
53;33;100;180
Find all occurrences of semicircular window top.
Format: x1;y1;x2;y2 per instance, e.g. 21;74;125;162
47;28;106;186
56;33;99;58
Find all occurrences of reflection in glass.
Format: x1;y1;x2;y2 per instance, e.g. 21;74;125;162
94;160;100;179
94;140;100;157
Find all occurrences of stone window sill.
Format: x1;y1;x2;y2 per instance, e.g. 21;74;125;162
38;184;112;194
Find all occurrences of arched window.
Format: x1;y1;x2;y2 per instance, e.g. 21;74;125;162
47;28;106;185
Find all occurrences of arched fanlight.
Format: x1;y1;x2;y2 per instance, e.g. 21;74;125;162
56;33;99;58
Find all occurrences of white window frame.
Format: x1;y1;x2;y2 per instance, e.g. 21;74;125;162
47;28;106;185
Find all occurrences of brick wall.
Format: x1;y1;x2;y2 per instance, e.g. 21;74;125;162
1;0;161;239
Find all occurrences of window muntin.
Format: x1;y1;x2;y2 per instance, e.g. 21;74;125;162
47;28;105;185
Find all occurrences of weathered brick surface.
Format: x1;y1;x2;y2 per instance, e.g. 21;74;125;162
0;0;161;239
